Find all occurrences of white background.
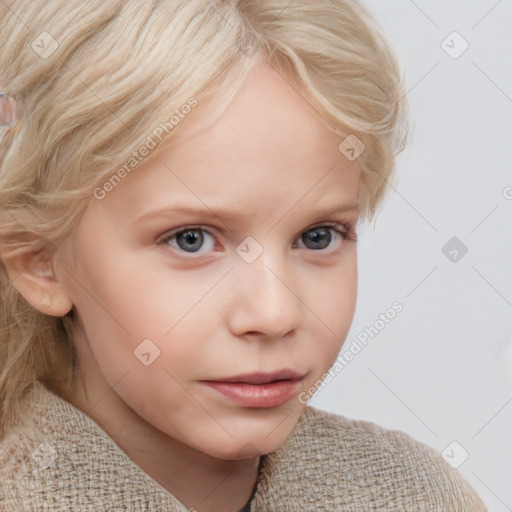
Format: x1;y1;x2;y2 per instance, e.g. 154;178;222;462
310;1;512;510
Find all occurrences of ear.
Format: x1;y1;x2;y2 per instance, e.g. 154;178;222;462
0;238;73;317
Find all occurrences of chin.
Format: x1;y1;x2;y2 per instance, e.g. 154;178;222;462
203;441;278;462
195;421;298;461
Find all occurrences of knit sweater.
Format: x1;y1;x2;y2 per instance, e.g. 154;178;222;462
0;380;487;511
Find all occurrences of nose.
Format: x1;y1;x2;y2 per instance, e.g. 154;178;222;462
227;250;303;340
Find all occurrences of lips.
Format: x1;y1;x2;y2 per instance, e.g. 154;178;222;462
200;369;306;408
205;369;305;385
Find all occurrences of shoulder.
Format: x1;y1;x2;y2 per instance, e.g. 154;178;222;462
0;381;186;511
256;406;487;511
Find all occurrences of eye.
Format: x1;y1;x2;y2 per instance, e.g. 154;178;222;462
157;221;356;257
158;226;216;256
293;222;353;252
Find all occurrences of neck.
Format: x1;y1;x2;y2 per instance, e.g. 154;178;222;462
54;353;261;512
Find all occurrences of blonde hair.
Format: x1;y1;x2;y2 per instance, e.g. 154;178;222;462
0;0;410;437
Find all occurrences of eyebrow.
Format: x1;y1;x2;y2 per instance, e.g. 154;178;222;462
135;201;360;226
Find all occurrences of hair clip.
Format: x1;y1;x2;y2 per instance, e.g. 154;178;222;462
0;92;17;130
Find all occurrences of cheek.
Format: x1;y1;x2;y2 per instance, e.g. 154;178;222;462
312;245;357;326
69;246;179;338
307;246;358;367
66;245;216;376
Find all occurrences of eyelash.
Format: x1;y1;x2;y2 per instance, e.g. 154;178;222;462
157;221;357;257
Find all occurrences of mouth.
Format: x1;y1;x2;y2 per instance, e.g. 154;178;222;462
200;369;306;408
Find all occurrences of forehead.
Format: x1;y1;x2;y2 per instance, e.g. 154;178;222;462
89;59;360;224
169;59;345;166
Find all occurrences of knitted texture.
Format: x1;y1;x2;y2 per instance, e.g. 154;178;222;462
1;380;487;511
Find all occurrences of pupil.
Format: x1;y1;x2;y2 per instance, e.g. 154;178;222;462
303;228;331;250
178;230;203;252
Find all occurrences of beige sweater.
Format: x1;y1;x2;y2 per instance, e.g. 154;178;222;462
0;380;487;511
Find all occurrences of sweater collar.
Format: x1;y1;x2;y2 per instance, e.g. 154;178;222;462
19;380;314;511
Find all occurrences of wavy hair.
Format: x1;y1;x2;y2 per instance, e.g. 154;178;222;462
0;0;410;437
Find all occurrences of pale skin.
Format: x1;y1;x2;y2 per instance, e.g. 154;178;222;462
3;59;361;511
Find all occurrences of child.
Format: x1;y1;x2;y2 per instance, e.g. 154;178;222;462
0;1;487;510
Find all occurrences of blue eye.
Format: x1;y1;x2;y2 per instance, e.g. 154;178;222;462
160;227;216;255
293;223;351;251
158;222;354;257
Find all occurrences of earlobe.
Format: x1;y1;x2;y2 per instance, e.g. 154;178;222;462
0;243;73;317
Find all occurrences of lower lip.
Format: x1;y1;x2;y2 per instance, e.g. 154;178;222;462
202;379;301;408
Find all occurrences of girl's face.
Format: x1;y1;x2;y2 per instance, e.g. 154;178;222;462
57;61;361;460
